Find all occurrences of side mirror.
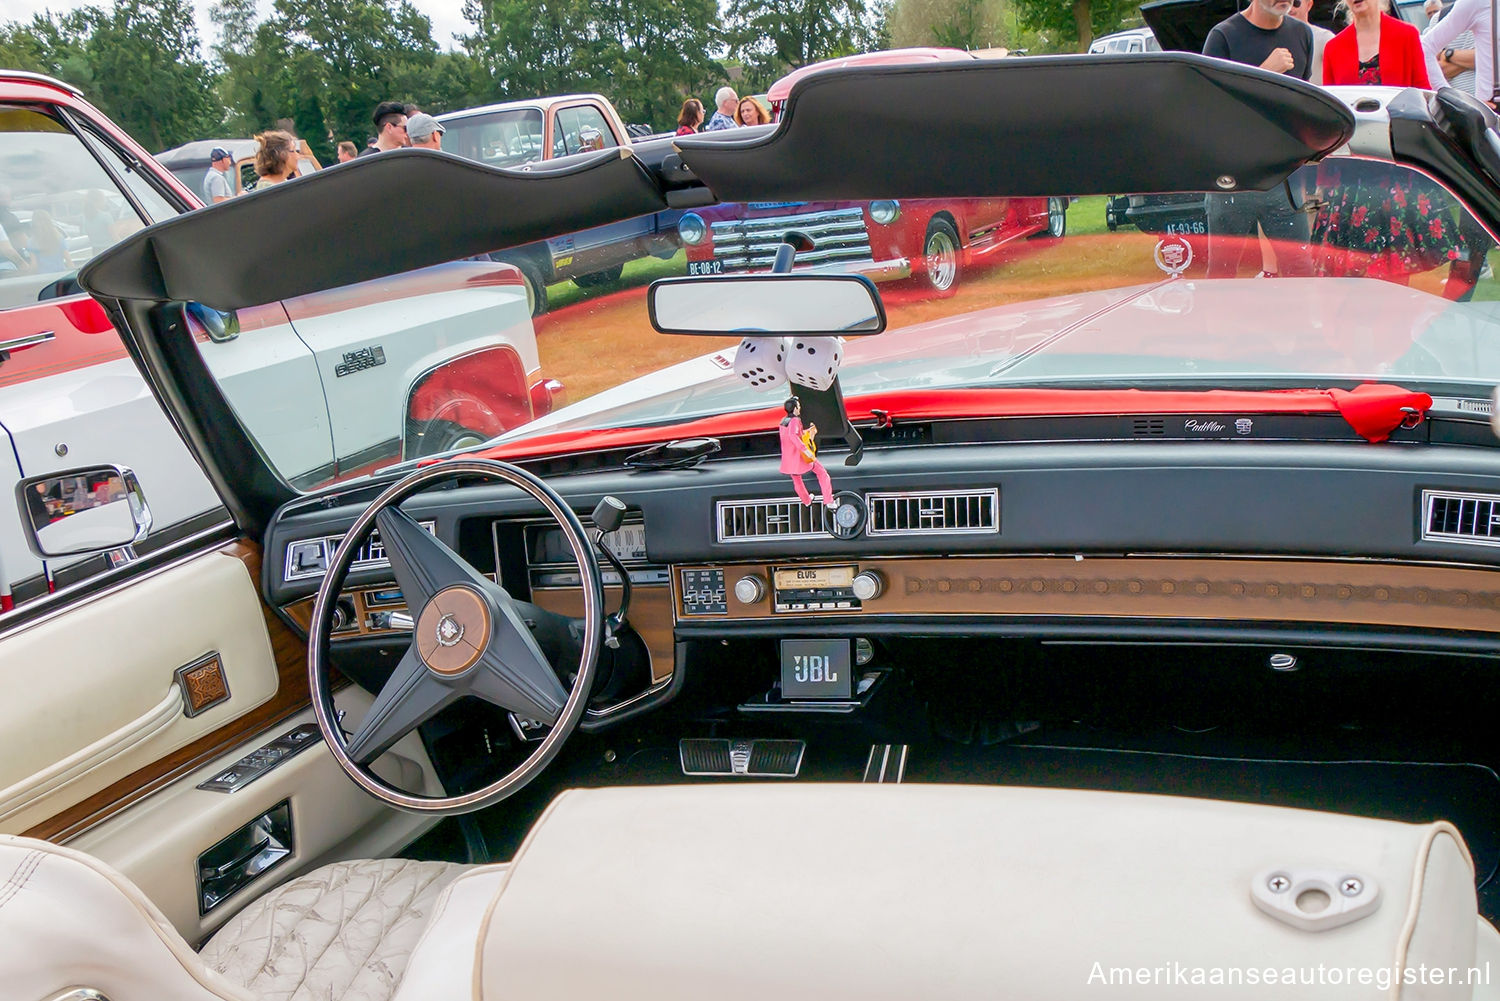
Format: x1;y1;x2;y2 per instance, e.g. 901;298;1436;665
185;302;239;343
16;464;152;559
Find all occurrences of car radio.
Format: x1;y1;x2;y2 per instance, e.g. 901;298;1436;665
770;564;883;613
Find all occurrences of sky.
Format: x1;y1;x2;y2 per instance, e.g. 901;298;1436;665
0;0;472;52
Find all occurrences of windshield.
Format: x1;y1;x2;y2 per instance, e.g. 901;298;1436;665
187;155;1500;492
442;108;547;169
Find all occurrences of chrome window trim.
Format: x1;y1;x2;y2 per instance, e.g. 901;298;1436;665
0;520;237;638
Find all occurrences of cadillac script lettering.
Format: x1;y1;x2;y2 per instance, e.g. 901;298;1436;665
1184;419;1226;434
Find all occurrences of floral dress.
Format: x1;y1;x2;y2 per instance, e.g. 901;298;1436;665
1311;56;1460;281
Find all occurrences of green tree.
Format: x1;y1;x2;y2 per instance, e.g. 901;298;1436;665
725;0;885;91
590;0;724;128
1010;0;1135;51
888;0;1042;52
0;0;221;150
461;0;596;102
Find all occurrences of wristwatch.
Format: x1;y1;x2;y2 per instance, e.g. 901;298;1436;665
1445;47;1456;61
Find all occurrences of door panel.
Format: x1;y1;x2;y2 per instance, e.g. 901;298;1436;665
70;690;442;942
0;549;280;833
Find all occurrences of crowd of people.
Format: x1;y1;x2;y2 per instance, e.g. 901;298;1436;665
198;100;449;205
1201;0;1492;296
675;86;771;134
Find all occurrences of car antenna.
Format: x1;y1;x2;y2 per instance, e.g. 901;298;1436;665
772;230;865;466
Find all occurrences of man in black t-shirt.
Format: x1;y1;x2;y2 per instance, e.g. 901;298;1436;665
1201;0;1316;278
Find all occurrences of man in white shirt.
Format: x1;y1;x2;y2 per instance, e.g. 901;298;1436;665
1422;0;1494;103
202;148;233;204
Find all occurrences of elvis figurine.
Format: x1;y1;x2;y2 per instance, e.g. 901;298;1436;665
779;396;835;508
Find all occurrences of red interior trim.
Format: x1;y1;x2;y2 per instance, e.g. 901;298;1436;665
455;384;1434;464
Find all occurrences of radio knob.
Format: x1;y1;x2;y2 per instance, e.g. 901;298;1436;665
733;574;765;604
852;571;884;602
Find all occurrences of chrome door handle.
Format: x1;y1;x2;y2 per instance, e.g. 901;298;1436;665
0;330;54;353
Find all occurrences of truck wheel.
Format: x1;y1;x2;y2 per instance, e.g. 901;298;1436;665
573;264;624;288
922;218;960;294
1046;197;1067;238
409;418;490;458
516;258;548;316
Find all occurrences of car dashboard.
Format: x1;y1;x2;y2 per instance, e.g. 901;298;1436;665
264;405;1500;734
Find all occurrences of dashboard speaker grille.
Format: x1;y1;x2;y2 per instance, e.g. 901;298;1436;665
717;498;830;542
865;489;999;536
1422;490;1500;547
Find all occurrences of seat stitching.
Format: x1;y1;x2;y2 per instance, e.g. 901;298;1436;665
266;860;399;996
240;861;343;983
338;861;450;994
0;850;44;912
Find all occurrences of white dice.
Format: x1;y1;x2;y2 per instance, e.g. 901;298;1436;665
731;337;789;391
785;336;843;391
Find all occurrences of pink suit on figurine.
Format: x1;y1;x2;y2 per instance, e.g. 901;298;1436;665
779;397;834;507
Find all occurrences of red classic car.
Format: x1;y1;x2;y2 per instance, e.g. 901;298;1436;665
681;49;1067;292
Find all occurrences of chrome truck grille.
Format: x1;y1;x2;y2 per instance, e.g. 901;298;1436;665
709;207;873;271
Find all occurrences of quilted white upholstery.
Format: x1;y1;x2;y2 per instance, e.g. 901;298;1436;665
200;858;468;1001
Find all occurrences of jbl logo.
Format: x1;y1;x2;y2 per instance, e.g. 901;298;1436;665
792;654;837;684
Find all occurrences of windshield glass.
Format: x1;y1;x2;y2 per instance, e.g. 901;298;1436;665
442;108;547;168
188;155;1500;492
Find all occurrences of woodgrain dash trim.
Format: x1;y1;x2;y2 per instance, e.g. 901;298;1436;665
25;539;314;843
681;556;1500;633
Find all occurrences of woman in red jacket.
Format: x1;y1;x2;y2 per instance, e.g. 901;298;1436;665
1313;0;1457;282
1322;0;1430;86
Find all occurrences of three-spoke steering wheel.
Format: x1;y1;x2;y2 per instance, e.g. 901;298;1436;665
308;459;604;814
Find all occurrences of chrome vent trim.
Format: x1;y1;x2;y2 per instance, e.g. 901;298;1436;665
284;519;435;581
710;207;873;272
717;498;832;542
865;489;999;536
1456;398;1494;414
1422;490;1500;547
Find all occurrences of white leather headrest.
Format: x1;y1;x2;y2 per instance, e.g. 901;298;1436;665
476;785;1480;1001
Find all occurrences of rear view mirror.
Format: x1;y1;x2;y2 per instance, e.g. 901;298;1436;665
16;464;152;558
648;275;886;336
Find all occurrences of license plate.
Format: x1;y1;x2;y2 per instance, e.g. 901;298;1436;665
780;639;852;700
1164;220;1206;235
688;259;724;276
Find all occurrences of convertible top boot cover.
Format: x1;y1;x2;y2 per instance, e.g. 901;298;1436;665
474;785;1489;1001
0;834;471;1001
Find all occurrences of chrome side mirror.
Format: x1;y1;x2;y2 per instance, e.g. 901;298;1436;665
15;464;152;559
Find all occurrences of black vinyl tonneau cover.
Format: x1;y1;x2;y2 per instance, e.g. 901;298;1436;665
82;55;1354;311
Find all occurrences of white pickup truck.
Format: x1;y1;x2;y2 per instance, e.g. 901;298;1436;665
0;71;560;604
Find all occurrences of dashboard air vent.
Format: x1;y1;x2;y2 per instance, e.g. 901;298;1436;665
717;498;831;542
1132;418;1166;436
1456;398;1494;415
865;489;999;536
1422;490;1500;547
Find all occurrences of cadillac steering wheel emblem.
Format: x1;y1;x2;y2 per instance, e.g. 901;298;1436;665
435;612;465;647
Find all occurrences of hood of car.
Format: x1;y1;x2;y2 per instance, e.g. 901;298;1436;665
1142;0;1346;53
80;56;1353;313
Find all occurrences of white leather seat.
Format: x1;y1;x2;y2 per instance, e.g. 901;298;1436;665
0;833;493;1001
6;786;1500;1001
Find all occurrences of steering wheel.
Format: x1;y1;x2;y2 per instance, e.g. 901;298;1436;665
308;459;604;814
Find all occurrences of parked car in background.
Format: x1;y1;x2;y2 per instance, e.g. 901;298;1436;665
682;49;1065;294
0;70;558;604
1088;26;1161;53
156;137;322;197
438;94;682;314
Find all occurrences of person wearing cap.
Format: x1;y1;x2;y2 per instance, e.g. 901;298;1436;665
703;87;738;131
203;147;233;204
362;101;410;155
407;113;445;150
